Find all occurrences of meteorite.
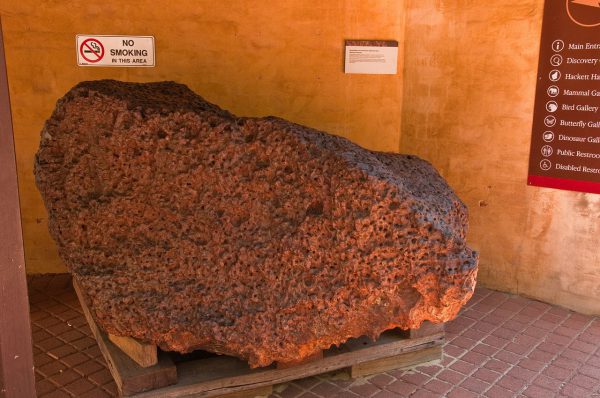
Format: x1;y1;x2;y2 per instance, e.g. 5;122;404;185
34;80;478;367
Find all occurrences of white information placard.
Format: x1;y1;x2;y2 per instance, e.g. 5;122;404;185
76;35;155;67
344;40;398;75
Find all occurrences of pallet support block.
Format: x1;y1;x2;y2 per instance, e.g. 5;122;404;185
108;334;158;368
73;279;178;396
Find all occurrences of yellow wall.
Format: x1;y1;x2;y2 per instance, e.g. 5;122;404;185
0;0;406;274
401;0;600;314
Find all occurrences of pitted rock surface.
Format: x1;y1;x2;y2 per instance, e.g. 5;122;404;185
35;80;478;368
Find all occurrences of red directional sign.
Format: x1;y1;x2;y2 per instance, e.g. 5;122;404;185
79;38;104;63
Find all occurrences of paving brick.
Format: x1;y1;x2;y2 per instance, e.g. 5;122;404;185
37;360;68;378
496;374;526;392
483;335;509;349
399;372;429;386
100;382;118;397
523;384;555;398
484;384;517;398
386;380;417;396
61;352;90;367
554;326;579;337
297;392;320;398
49;369;83;387
569;339;596;355
561;383;593;398
586;355;600;367
371;391;402;398
278;384;304;398
88;369;114;386
532;374;563;391
423;379;452;394
502;319;527;332
437;369;465;384
64;378;96;396
452;336;478;350
446;387;480;398
35;379;57;395
445;344;467;358
518;358;546;372
579;364;600;379
472;343;498;356
60;329;86;343
460;377;490;394
473;368;501;383
494;349;522;364
542;365;573;382
506;366;537;381
537;342;564;355
504;343;531;356
484;359;511;373
295;377;321;390
491;327;516;340
349;382;380;397
450;360;477;375
528;348;555;363
36;337;65;352
563;316;589;330
461;351;488;365
532;319;555;331
473;321;496;334
522;326;549;338
570;374;599;390
74;359;105;377
34;352;55;367
368;373;394;388
410;390;439;398
414;364;441;377
38;389;72;398
577;332;599;345
552;357;581;371
310;381;340;397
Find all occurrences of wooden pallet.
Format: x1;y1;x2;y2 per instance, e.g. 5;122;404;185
73;280;444;398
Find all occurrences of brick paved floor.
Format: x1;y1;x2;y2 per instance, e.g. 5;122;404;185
28;275;600;398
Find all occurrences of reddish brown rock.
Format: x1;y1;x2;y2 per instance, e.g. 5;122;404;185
35;80;478;368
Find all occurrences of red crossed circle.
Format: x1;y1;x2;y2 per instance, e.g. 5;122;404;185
80;38;105;63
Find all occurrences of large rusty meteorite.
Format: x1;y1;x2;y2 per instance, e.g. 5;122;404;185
35;80;478;367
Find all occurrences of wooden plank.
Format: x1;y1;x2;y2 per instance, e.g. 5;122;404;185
0;16;36;398
276;350;323;369
350;345;442;378
133;330;443;397
108;333;158;368
73;279;178;396
401;321;445;339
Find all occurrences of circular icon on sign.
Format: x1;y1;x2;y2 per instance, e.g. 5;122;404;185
546;101;558;112
540;159;552;171
550;54;563;66
547;85;560;97
544;115;557;127
549;69;561;82
543;131;555;142
541;145;553;157
552;39;564;52
80;38;105;63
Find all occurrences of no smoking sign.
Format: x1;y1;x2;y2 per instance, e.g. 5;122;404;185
76;35;155;67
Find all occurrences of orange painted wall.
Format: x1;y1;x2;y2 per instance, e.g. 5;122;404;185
402;0;600;314
5;1;599;315
0;0;406;273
